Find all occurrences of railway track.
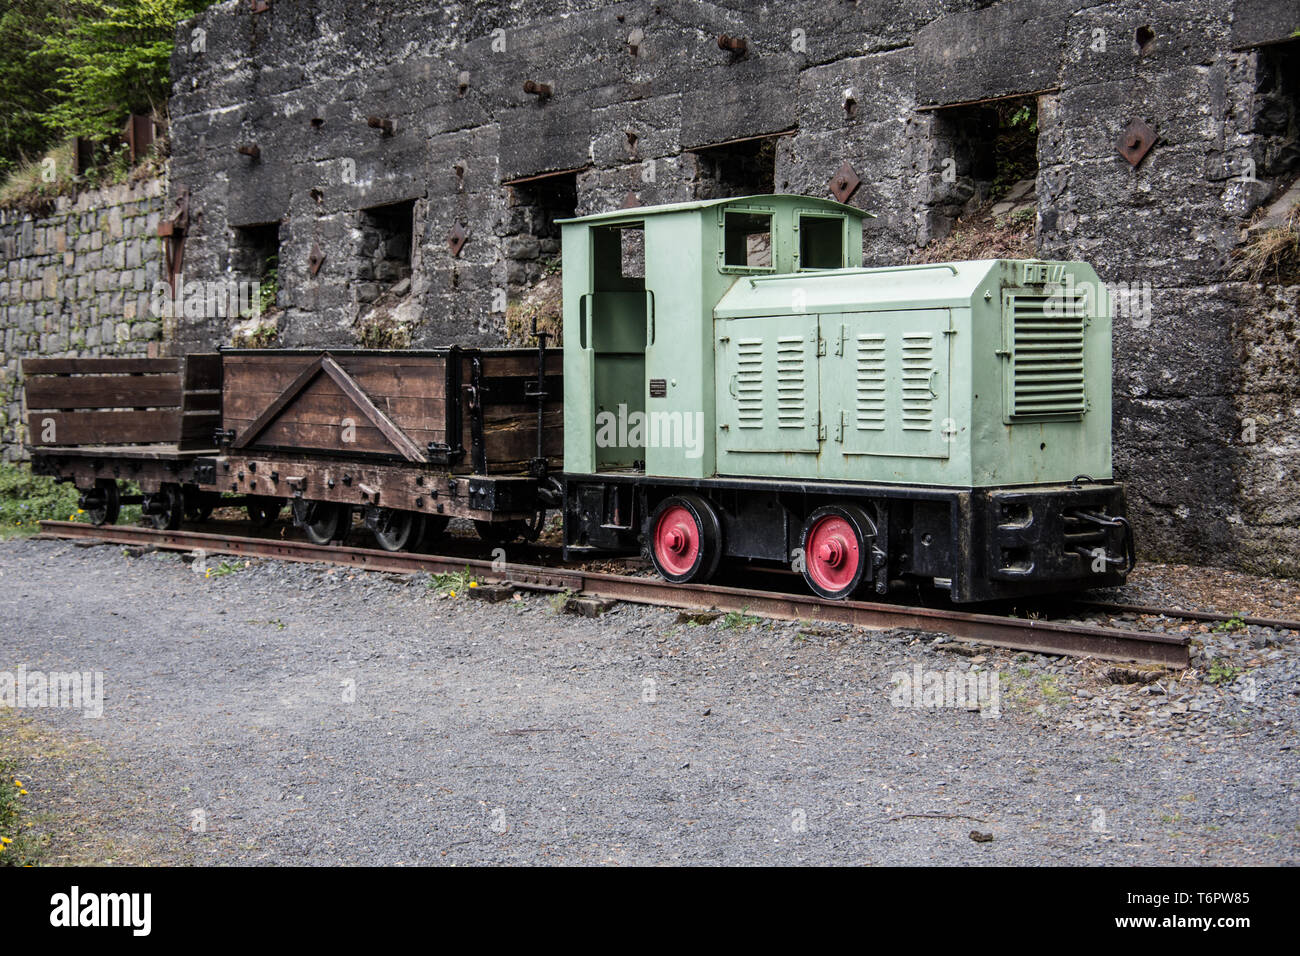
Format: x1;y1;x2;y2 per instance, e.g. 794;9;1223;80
36;519;1201;666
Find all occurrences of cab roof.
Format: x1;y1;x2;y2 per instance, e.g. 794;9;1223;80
556;193;873;226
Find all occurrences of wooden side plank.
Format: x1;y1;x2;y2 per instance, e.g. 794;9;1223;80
22;358;179;375
25;375;182;410
29;410;181;446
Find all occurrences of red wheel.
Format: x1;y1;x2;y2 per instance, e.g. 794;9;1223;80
799;505;876;600
648;494;722;584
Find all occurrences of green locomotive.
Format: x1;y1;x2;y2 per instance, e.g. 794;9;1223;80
558;194;1132;602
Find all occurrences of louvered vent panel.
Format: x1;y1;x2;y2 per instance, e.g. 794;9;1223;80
775;335;807;429
854;333;886;431
734;338;764;429
1009;292;1087;418
900;332;935;432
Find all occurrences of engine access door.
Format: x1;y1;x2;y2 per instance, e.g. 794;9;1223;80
823;309;952;460
715;313;821;455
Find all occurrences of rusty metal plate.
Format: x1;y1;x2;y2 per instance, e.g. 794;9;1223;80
828;161;861;203
448;224;468;257
308;243;325;276
1118;119;1156;167
621;191;641;208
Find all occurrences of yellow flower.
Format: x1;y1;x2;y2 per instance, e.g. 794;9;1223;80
1;836;12;844
12;780;21;788
18;789;27;796
469;581;478;588
449;590;457;598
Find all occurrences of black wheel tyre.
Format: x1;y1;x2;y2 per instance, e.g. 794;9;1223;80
647;494;723;584
184;487;220;523
474;519;527;544
246;496;282;528
85;478;120;527
371;509;424;552
148;483;185;531
797;504;877;601
303;502;352;545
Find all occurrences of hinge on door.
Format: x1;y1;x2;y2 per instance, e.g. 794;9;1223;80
836;324;846;356
817;411;826;442
835;409;845;443
816;333;827;357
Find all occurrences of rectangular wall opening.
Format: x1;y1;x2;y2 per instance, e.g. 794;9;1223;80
688;136;778;200
923;94;1039;248
357;199;415;305
502;170;577;343
230;221;281;330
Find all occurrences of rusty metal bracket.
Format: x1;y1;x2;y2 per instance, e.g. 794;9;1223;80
523;80;553;99
1118;119;1156;167
236;143;261;159
158;187;190;293
448;223;469;257
828;161;861;203
621;191;641;208
367;116;395;135
250;0;269;13
717;34;747;54
308;243;325;276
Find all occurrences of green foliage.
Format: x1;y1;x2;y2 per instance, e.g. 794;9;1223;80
0;0;216;175
991;97;1039;197
0;757;41;866
1214;613;1247;633
0;0;72;177
1205;660;1244;685
39;1;211;142
0;461;81;535
720;608;760;630
259;256;280;313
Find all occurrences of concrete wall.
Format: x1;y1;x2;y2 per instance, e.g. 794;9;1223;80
0;178;168;461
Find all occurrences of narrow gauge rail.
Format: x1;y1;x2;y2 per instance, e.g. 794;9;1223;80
38;520;1190;667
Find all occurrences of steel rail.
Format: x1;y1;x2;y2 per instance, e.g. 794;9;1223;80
1067;599;1300;633
37;521;1190;667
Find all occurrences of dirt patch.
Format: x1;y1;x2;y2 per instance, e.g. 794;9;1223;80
911;199;1036;263
0;709;204;866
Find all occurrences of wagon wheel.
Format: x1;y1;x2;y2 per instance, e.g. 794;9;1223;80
474;519;528;544
246;496;282;528
145;483;185;531
302;502;352;546
184;487;221;523
82;478;120;527
798;504;876;601
647;494;723;584
371;508;424;552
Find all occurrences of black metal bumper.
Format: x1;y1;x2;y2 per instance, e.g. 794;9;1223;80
968;482;1132;600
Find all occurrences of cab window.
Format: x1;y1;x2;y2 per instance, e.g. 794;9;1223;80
722;211;773;270
798;215;844;269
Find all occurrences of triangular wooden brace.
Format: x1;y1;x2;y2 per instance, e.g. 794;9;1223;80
232;353;427;462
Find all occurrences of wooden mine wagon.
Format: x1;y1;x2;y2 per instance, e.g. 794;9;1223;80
24;346;563;550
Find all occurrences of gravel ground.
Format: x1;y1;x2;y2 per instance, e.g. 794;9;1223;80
1;536;1297;865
